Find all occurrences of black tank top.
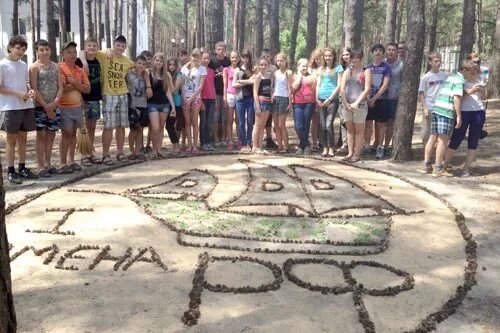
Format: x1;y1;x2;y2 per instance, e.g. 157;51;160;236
258;78;272;98
238;67;253;97
148;72;168;104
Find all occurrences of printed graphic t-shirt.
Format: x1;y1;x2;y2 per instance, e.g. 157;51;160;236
366;62;392;99
418;71;448;110
181;64;207;98
76;58;102;101
95;51;134;96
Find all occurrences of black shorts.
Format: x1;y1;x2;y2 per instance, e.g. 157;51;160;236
128;107;149;130
174;105;184;131
366;99;389;123
0;108;36;133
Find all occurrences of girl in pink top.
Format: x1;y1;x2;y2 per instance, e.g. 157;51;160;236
200;51;216;151
223;51;241;150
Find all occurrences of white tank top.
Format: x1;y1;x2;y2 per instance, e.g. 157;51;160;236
274;71;289;97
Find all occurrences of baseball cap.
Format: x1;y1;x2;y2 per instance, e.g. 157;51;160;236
62;41;77;50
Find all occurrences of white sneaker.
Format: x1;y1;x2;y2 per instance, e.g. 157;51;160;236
295;148;304;155
461;171;471;178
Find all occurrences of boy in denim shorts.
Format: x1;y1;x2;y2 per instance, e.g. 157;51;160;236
29;39;63;177
76;37;102;165
423;60;475;177
0;35;37;184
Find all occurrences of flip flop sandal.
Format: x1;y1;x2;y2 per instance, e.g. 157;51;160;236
81;157;93;167
348;158;360;163
47;166;58;174
341;156;352;162
136;153;147;160
102;155;115;166
70;163;82;171
128;154;138;161
57;165;74;174
116;153;128;163
90;155;102;164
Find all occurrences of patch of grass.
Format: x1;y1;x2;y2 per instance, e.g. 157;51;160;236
284;230;300;239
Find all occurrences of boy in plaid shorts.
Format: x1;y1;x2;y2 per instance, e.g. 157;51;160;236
79;35;137;165
423;60;475;177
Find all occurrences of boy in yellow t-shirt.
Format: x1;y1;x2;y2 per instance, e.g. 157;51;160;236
80;35;137;165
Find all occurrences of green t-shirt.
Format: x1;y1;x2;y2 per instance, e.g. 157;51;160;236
431;72;464;119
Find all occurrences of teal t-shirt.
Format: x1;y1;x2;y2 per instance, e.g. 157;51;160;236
431;72;465;119
318;64;344;100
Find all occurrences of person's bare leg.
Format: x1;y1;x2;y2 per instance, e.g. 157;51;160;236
45;131;56;168
115;127;125;155
375;122;386;147
6;133;18;168
17;132;28;164
102;128;114;157
463;149;476;173
273;115;282;149
86;119;97;145
424;134;437;164
158;112;168;151
345;122;354;159
365;120;374;147
192;109;200;148
68;128;77;164
434;135;449;166
60;128;72;166
280;114;288;149
36;130;47;169
443;147;457;168
354;123;365;159
183;105;193;149
149;112;160;154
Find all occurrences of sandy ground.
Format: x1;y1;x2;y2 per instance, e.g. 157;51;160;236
2;101;500;333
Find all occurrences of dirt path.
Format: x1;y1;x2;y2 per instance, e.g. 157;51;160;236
2;101;499;332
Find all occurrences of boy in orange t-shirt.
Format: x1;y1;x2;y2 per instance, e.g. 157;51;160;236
58;41;90;174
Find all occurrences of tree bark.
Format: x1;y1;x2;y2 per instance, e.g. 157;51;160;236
205;0;224;52
85;0;93;38
392;0;425;162
47;0;57;61
78;0;85;48
343;0;364;50
57;0;67;46
118;0;123;37
104;0;111;47
30;0;37;59
97;0;102;42
289;0;302;68
306;0;318;54
395;0;405;42
476;0;483;54
149;0;157;53
269;0;280;55
428;0;439;52
487;0;500;98
232;0;240;50
184;0;189;51
0;162;17;333
384;0;397;44
93;0;98;39
128;0;137;58
459;0;476;63
36;0;41;40
324;0;330;46
238;0;246;52
12;0;19;36
255;0;264;57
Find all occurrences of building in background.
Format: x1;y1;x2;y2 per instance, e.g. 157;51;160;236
0;0;148;63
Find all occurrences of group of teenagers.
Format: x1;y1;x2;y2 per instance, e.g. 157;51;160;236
0;34;487;185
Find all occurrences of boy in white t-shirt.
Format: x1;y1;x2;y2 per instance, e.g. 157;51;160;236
0;36;37;184
418;52;448;147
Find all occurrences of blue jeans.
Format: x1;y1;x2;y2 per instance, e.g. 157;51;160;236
293;103;315;149
200;99;215;145
235;95;255;146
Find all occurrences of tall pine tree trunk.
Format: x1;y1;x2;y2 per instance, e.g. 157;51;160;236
487;0;500;98
149;0;157;52
289;0;302;68
269;0;280;55
238;0;246;52
104;0;111;47
79;0;85;48
128;0;137;58
30;0;36;59
0;166;16;333
85;0;93;38
324;0;330;46
428;0;439;52
57;0;67;46
343;0;364;50
97;0;102;42
255;0;264;57
392;0;425;162
47;0;57;61
205;0;224;51
184;0;189;50
459;0;476;63
384;0;397;44
476;0;483;54
306;0;318;54
12;0;19;36
395;0;405;42
37;0;41;40
118;0;123;37
232;0;240;50
113;0;118;37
